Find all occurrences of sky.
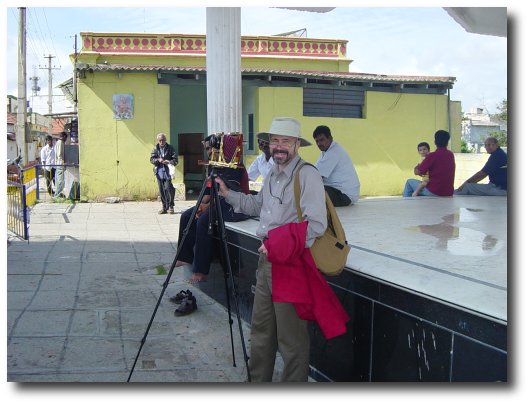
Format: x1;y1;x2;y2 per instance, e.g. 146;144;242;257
3;3;509;116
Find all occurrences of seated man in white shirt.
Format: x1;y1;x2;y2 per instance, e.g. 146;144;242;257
313;125;360;207
247;139;274;196
248;138;273;181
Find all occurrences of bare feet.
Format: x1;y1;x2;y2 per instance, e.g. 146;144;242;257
176;260;191;267
188;273;206;284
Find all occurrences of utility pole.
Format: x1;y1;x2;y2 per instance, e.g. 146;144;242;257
40;54;60;135
16;7;28;166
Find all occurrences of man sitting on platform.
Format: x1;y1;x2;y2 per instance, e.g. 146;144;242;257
174;135;249;284
313;125;360;206
454;137;507;196
413;130;455;197
247;138;273;182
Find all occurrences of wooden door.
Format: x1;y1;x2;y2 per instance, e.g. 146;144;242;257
178;133;205;191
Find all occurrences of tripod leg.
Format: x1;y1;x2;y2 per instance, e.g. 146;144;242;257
208;196;236;367
127;177;210;382
210;175;251;382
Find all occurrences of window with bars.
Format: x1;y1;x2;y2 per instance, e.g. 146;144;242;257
303;87;365;118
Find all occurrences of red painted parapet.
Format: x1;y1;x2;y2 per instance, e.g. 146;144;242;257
81;32;348;58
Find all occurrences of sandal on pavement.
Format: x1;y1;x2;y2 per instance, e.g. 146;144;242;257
174;296;197;316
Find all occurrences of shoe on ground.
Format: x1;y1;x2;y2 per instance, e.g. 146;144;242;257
169;289;193;304
158;208;167;214
169;207;175;214
174;295;197;316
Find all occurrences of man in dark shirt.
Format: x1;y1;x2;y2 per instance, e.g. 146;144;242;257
455;137;507;196
150;133;178;214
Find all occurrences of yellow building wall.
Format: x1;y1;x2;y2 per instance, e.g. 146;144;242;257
255;87;454;196
75;33;457;198
77;71;172;200
77;53;350;73
450;99;462;151
242;58;351;72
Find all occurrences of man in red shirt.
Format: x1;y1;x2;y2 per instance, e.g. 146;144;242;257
414;130;455;197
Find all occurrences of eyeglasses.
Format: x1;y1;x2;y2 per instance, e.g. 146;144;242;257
269;139;297;147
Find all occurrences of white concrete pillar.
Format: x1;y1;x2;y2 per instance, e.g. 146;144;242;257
206;7;241;135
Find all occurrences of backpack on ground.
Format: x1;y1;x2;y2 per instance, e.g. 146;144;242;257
293;164;350;276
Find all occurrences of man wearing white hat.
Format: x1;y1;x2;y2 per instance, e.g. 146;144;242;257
216;117;327;382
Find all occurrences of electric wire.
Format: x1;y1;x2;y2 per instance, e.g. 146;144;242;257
28;8;51;56
41;8;70;85
9;8;40;64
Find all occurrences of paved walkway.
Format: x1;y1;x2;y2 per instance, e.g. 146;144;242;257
6;201;262;382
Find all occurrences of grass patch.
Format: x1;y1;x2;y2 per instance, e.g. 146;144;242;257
36;198;78;204
155;265;167;275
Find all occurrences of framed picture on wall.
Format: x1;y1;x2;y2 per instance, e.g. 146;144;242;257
113;94;134;120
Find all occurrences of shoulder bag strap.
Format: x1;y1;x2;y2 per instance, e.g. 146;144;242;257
293;163;309;222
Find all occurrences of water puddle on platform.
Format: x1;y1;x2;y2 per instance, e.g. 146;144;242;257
406;208;504;256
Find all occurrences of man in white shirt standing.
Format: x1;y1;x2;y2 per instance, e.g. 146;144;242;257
313;125;360;206
40;135;56;196
54;132;67;198
247;138;274;182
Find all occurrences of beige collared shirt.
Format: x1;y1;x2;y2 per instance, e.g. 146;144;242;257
225;156;327;247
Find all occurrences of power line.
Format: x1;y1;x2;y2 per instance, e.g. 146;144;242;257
41;8;59;57
41;8;69;84
9;8;39;62
26;8;70;95
27;9;50;56
25;29;42;63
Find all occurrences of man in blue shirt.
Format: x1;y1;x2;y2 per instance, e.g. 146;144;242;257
455;137;507;196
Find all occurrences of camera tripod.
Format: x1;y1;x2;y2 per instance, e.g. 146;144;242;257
127;166;251;382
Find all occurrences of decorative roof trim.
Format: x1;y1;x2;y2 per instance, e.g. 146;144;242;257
80;32;348;59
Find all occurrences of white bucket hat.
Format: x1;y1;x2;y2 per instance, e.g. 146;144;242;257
256;117;311;147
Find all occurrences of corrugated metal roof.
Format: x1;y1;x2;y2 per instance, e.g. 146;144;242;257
83;63;456;85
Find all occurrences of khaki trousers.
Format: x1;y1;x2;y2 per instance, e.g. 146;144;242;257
249;254;309;382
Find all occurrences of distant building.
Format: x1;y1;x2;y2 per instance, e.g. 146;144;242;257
5;95;73;165
6;111;18;161
462;107;506;152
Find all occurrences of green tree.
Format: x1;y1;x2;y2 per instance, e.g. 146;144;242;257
493;99;507;122
490;99;508;147
460;139;472;153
